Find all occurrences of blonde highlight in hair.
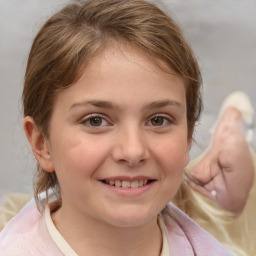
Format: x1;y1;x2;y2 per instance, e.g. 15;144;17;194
23;0;202;208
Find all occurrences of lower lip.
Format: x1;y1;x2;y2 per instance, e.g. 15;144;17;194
100;181;155;196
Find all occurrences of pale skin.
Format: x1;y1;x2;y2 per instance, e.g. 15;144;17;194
189;107;254;216
24;44;190;256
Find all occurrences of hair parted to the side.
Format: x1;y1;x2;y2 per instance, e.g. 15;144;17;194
22;0;202;209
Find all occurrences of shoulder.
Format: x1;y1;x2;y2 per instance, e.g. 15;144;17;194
0;199;62;256
162;202;236;256
0;199;42;255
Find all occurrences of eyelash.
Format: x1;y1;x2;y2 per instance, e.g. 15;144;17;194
81;113;173;128
81;114;111;127
146;114;173;127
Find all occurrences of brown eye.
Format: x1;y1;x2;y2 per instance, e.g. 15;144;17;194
147;115;172;127
89;117;103;126
151;116;164;126
82;114;110;128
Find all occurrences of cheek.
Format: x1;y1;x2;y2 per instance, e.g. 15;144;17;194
156;138;188;200
144;143;186;208
50;131;113;181
153;137;189;177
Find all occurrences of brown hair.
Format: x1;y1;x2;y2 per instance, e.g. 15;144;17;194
22;0;202;207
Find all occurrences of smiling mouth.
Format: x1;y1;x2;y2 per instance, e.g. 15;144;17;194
101;179;155;188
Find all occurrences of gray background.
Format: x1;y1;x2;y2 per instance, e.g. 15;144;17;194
1;0;256;197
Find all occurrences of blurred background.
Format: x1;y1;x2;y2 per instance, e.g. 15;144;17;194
0;0;256;197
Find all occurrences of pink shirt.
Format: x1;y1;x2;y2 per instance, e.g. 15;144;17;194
0;199;235;255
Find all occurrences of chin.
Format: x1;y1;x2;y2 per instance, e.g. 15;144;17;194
102;206;159;228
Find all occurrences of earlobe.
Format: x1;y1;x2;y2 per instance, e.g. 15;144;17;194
23;116;55;173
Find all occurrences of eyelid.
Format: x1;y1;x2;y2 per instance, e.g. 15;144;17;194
146;113;174;126
81;113;111;127
149;113;174;120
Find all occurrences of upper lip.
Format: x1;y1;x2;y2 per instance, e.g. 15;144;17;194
99;176;156;182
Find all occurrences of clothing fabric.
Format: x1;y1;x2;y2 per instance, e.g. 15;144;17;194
44;205;169;256
0;198;234;256
162;204;235;256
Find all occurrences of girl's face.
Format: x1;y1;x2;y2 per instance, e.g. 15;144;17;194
45;45;190;227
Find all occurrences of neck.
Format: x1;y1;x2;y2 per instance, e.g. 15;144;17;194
52;205;162;256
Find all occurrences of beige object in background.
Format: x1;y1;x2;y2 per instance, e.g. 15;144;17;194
0;193;32;231
184;146;256;256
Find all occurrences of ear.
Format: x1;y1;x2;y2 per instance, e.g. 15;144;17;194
23;116;54;173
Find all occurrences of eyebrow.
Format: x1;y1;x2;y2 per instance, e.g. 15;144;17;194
69;99;183;112
70;100;118;111
146;99;183;111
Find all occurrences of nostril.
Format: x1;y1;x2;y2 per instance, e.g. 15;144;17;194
127;158;146;167
115;158;146;167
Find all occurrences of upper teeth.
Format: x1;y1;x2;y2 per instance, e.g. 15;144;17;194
105;180;148;188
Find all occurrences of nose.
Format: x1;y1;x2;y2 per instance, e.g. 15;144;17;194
111;126;150;167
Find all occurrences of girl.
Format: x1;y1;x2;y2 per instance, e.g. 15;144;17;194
0;0;234;255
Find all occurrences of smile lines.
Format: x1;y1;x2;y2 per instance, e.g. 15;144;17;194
102;179;153;188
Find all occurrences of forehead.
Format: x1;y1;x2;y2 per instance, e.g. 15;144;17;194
53;44;186;111
80;43;185;87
